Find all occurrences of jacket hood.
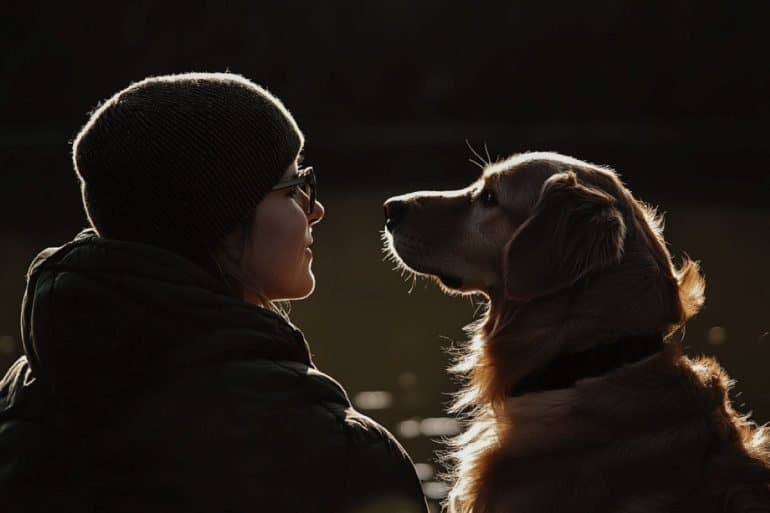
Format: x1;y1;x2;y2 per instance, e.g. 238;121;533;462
19;228;313;401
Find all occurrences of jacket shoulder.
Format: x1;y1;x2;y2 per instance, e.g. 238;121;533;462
192;358;351;407
87;359;426;512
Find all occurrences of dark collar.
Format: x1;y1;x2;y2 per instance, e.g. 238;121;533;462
508;333;665;397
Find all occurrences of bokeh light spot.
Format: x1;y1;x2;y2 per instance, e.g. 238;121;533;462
414;462;434;481
420;417;461;437
0;336;16;355
397;419;421;439
353;390;393;410
423;481;450;500
708;326;727;345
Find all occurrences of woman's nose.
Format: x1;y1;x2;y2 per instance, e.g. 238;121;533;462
309;199;325;224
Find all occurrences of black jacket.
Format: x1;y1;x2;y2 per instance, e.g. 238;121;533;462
0;229;427;513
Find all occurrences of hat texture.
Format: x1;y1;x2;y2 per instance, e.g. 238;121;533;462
73;72;304;261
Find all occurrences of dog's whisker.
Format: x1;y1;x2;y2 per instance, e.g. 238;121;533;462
483;142;492;166
465;139;489;170
467;157;485;170
408;274;417;294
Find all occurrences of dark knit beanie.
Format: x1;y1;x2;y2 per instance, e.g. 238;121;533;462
73;72;304;262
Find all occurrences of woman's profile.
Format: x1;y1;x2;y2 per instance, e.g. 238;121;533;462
0;72;427;513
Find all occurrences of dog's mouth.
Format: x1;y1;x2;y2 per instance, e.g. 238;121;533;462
437;273;463;289
384;230;466;291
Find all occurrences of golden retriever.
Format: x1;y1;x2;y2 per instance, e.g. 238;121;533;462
383;152;770;513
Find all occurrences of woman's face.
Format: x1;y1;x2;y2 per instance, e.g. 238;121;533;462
225;161;325;303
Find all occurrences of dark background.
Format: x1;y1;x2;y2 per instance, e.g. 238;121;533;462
2;1;769;506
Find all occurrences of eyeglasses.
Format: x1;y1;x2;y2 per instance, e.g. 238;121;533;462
271;166;317;215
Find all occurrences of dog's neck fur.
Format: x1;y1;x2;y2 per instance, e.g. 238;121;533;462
499;342;691;452
447;275;770;513
470;240;683;410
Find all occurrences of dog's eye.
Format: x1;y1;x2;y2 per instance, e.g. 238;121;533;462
480;189;497;208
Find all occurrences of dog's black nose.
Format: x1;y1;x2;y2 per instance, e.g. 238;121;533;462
384;199;406;231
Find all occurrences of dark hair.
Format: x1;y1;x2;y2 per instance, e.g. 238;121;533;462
202;208;290;317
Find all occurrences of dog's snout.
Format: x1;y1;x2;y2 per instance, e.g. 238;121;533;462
384;199;407;231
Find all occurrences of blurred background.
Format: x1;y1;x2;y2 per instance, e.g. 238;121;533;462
2;1;769;508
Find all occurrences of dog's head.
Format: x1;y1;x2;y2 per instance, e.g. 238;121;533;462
384;151;704;331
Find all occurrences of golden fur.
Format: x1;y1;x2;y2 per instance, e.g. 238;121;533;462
383;152;770;512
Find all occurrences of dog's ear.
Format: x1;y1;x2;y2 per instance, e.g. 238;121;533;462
503;171;627;301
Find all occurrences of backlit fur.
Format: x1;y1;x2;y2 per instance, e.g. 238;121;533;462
383;152;769;513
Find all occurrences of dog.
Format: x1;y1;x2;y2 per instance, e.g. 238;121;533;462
383;152;770;513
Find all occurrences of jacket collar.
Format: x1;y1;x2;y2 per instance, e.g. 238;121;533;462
21;229;313;398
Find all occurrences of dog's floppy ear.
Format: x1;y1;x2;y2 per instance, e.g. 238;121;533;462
503;171;627;301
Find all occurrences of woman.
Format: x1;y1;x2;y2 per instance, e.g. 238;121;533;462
0;73;427;512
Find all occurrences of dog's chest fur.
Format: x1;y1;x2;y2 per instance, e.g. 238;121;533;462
465;351;770;513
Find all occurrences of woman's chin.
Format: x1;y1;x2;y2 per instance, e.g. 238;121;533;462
272;274;315;301
299;273;316;298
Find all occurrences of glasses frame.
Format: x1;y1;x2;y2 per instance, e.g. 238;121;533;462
271;166;317;215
